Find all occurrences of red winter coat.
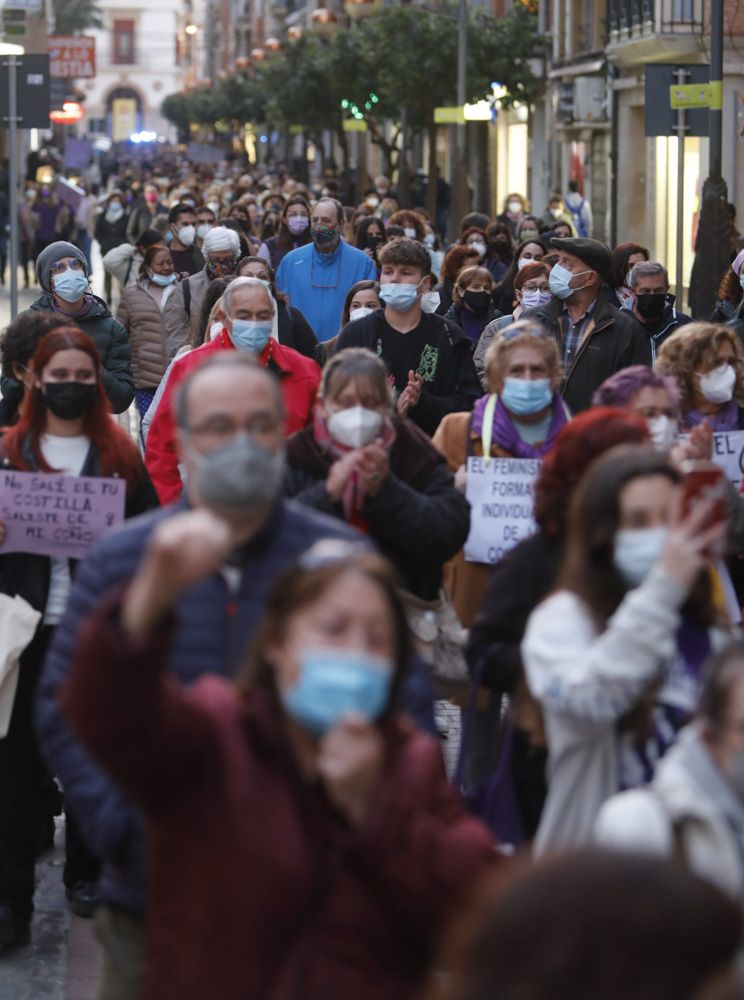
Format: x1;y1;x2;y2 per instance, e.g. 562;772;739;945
61;600;496;1000
145;329;320;505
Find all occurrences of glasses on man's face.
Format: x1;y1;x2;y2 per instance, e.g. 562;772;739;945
50;259;85;276
187;414;281;448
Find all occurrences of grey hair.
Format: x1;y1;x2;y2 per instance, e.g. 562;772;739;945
629;260;669;289
221;276;276;318
173;352;284;430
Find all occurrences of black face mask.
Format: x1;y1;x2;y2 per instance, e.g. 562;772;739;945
463;289;492;314
42;381;97;420
635;293;667;321
490;237;511;252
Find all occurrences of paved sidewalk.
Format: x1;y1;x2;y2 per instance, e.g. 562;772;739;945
0;820;102;1000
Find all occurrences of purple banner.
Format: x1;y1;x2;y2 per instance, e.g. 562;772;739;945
0;471;125;560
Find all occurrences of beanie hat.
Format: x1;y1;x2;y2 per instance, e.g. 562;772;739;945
550;237;613;283
36;241;88;293
202;226;240;256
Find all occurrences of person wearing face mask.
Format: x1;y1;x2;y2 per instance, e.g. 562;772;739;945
497;193;526;238
433;323;568;627
520;237;650;414
36;353;373;996
314;280;383;366
475;263;552;389
116;246;183;420
354;216;388;274
515;216;543;245
523;445;730;854
236;256;318;359
165;203;204;277
622;260;691;363
286;348;470;603
609;241;650;307
257;195;312;270
459;226;489;267
539;195;574;234
710;249;744;344
483;223;513;282
388;210;426;244
444;265;500;344
423;223;445;280
31;184;70;260
93;191;130;303
147;277;320;504
335;239;481;436
163;226;241;350
435;245;482;316
126;183;167;244
0;326;157;953
57;532;494;1000
101;227;164;302
20;241;134;414
194;205;216;250
491;238;547;316
596;641;744;902
656;323;744;433
0;311;69;425
276;197;376;343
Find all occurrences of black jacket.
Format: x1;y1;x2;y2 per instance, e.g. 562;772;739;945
625;300;692;363
521;289;651;413
94;211;130;256
443;302;502;343
284;418;471;600
334;310;482;436
9;294;136;414
277;302;317;359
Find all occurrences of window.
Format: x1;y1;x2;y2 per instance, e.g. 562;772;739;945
113;20;136;64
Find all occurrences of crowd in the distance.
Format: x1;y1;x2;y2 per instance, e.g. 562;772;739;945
2;151;744;1000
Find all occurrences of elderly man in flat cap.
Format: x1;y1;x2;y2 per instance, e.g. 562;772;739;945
522;237;650;413
14;240;134;413
163;226;242;350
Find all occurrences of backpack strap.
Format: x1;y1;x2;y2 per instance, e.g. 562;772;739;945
183;277;191;319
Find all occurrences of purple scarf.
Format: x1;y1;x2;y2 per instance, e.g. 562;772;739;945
685;398;740;432
471;393;568;458
51;293;95;321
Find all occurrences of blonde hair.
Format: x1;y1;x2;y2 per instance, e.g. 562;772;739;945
655;322;744;414
484;321;563;387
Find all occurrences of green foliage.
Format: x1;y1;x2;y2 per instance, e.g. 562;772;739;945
160;4;544;150
52;0;103;34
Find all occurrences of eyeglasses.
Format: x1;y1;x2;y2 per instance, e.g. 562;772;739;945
522;282;550;293
186;414;281;445
50;258;85;276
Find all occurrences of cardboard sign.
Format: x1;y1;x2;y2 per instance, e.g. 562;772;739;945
711;430;744;488
49;36;96;79
463;456;540;565
0;471;125;560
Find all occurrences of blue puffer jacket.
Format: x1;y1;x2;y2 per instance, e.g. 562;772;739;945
35;499;368;913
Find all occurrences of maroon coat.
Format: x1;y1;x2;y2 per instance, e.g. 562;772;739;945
61;602;496;1000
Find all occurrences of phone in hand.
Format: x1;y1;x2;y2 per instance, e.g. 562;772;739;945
680;460;727;556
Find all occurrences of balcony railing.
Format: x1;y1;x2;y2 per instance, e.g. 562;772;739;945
608;0;703;39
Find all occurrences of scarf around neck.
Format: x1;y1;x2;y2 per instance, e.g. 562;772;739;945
470;393;568;459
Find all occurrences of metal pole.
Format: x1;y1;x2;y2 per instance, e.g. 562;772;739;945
7;54;18;319
674;67;688;308
709;0;723;180
449;0;468;240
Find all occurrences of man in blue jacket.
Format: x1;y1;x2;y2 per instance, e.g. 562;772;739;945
35;353;365;996
276;197;376;342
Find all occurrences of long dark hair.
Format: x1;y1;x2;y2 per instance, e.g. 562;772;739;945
557;444;714;626
610;242;649;290
4;326;142;484
493;238;548;310
239;547;411;726
275;195;311;256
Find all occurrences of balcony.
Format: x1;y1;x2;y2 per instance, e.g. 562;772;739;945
607;0;704;65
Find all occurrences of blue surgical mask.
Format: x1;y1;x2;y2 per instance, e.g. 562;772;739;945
379;281;420;312
614;527;668;587
52;268;89;303
150;272;177;287
739;274;744;291
281;648;392;736
501;377;553;416
229;318;273;353
547;262;575;300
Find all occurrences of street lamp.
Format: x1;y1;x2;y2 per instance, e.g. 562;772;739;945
0;42;24;318
185;23;198;35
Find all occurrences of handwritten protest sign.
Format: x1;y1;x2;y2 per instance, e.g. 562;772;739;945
711;430;744;488
464;456;540;564
0;471;125;560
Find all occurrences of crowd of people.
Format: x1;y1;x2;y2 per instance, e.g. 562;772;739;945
2;150;744;999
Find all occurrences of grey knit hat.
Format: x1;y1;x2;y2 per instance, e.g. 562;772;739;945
36;241;88;293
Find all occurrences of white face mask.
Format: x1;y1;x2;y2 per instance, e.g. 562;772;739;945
469;242;486;259
196;223;212;240
327;405;383;449
420;290;441;314
517;257;535;270
175;224;196;248
403;227;417;239
698;363;736;405
349;306;374;323
507;200;522;214
614;527;668;587
209;320;223;340
647;415;677;453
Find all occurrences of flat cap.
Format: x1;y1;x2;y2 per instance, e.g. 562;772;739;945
551;237;612;282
